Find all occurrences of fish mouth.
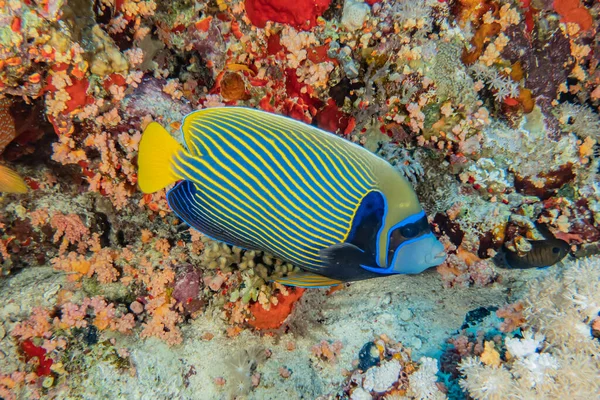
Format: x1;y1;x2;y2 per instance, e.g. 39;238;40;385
427;250;447;266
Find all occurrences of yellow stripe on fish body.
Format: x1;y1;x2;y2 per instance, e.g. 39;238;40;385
182;107;420;268
138;107;441;284
173;109;373;270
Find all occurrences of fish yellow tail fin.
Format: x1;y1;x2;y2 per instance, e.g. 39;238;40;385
0;165;27;194
138;122;183;194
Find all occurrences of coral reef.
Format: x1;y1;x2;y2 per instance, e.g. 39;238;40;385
1;0;600;398
457;256;600;399
336;334;447;399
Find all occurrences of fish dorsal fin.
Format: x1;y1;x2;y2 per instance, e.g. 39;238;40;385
274;271;343;288
534;222;555;240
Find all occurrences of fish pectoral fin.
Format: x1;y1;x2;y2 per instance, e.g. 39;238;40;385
274;271;342;288
319;243;378;270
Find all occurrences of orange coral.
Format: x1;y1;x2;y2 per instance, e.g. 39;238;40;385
480;341;501;367
11;307;52;340
220;72;247;101
89;248;120;283
141;296;183;345
496;302;525;332
51;249;119;283
454;0;496;26
518;88;534;113
50;213;90;253
248;288;305;330
554;0;592;31
311;339;343;363
510;61;524;81
457;247;481;266
462;23;501;65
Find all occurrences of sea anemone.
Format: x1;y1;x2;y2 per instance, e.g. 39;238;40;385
225;346;267;399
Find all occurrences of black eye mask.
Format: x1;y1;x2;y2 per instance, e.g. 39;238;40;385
387;214;431;267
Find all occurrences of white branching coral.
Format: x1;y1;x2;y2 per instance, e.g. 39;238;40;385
512;353;560;390
459;359;514;400
556;103;600;140
504;330;544;359
482;112;579;180
376;142;424;185
363;359;402;393
524;256;600;353
470;62;519;101
225;346;266;398
430;41;479;106
407;357;447;400
389;0;436;31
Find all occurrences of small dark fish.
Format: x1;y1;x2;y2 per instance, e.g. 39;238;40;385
504;238;570;269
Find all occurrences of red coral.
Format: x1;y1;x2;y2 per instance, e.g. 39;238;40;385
267;32;284;56
315;99;353;134
282;68;323;122
21;340;53;376
248;288;305;330
244;0;332;30
102;73;127;90
306;45;335;64
64;79;92;113
554;0;592;31
44;72;93;115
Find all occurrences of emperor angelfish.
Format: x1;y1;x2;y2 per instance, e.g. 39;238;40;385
138;107;446;287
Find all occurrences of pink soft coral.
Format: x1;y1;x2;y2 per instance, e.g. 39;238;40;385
50;213;90;253
140;297;182;345
11;307;52;340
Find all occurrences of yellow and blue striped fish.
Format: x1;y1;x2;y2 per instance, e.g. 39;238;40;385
138;107;446;287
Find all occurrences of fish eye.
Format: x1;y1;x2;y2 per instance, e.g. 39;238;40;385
552;247;561;254
401;225;418;238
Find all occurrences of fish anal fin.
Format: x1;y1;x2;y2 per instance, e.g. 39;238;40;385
274;271;342;288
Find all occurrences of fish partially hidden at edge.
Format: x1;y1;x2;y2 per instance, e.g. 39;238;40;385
137;107;446;287
503;237;570;269
0;164;27;194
